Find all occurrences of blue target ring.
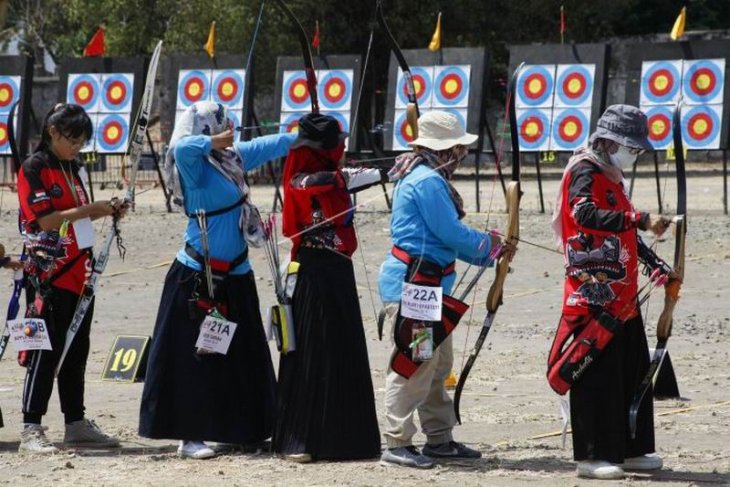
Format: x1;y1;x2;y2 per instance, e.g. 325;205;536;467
397;66;432;107
551;108;589;150
517;109;551;150
178;70;211;108
212;70;245;108
555;65;593;107
101;74;133;112
95;114;129;153
68;74;100;111
681;105;720;148
641;61;680;105
319;70;353;110
518;66;554;107
682;60;723;104
434;66;469;107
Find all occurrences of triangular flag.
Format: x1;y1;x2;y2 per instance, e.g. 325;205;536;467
83;26;105;57
312;20;320;50
204;21;216;59
670;7;686;41
428;12;442;52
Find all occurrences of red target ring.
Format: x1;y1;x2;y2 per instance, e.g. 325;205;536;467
521;116;545;143
102;120;124;145
562;73;587;100
648;113;671;141
288;79;310;104
438;73;463;101
687;112;713;141
73;81;95;105
689;68;717;97
648;69;675;98
184;77;206;102
105;80;127;106
558;115;583;143
216;76;239;103
323;77;346;104
523;73;548;100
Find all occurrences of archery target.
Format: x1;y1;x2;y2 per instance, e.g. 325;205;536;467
516;108;551;151
0;76;21;112
550;108;590;151
212;69;245;110
516;65;555;108
643;105;674;149
554;64;595;108
177;70;211;109
681;104;722;149
279;112;304;135
68;73;101;112
432;65;471;108
392;108;419;151
318;70;354;111
100;73;134;113
281;70;313;112
95;113;129;153
682;59;725;106
395;66;433;109
640;61;682;106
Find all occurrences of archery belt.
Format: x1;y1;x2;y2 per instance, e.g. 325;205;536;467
547;311;619;395
390;246;468;379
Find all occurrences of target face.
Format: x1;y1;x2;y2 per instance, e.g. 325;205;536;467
212;69;245;109
96;113;129;153
550;108;590;151
432;65;471;108
392;109;420;151
681;104;722;149
0;113;11;154
643;106;674;149
318;70;353;111
68;74;101;112
100;74;134;112
0;76;20;112
516;65;555;108
555;64;594;107
516;108;551;151
177;70;211;109
396;66;433;109
279;112;304;135
640;61;681;106
682;59;725;105
282;70;313;112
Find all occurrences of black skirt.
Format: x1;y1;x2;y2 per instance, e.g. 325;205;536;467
273;247;381;460
139;260;276;444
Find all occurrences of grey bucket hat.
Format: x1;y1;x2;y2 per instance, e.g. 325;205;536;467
588;104;653;151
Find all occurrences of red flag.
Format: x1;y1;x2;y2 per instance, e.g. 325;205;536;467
83;26;105;57
560;5;566;43
311;20;320;50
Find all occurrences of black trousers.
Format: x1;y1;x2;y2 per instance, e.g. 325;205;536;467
22;285;93;424
570;314;655;463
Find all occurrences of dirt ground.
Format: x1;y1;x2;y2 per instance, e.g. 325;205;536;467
0;164;728;486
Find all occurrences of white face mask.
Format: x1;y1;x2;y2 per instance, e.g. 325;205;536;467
608;144;638;170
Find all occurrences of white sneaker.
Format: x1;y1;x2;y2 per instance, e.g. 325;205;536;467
622;453;663;471
178;440;216;459
19;424;59;454
576;460;625;479
64;418;120;447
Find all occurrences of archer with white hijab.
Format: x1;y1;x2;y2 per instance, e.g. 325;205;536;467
139;101;296;459
549;104;679;480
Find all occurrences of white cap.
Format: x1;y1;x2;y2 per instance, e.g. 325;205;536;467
409;110;478;151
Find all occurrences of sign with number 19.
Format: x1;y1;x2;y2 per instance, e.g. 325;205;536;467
101;335;150;382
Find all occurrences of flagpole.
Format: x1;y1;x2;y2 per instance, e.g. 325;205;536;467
560;5;565;45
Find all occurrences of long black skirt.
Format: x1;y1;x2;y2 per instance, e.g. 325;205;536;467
272;248;381;460
139;260;276;444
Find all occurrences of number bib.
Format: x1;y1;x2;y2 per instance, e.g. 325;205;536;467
401;282;443;321
195;311;238;355
7;318;53;352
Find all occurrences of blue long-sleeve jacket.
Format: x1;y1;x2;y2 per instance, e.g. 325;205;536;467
174;133;296;274
378;164;494;303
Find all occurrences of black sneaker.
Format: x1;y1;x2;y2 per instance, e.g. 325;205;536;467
380;446;434;469
422;441;482;459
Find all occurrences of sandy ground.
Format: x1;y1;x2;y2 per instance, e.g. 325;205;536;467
0;164;728;486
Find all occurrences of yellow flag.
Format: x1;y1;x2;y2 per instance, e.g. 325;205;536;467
670;7;686;41
204;21;216;58
428;12;442;52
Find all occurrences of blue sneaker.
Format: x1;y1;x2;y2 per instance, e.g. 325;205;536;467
380;446;434;469
422;441;481;459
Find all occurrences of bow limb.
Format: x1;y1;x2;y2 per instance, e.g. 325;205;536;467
272;0;319;113
241;0;266;141
453;64;523;424
376;0;419;139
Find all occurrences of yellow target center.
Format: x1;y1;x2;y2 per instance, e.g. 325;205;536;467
525;122;539;137
0;127;6;139
0;89;9;103
693;119;708;135
445;79;458;94
78;86;90;101
413;79;423;94
564;121;578;137
222;82;234;97
654;75;669;91
567;79;581;94
651;119;667;135
110;86;123;101
528;79;543;95
696;74;711;91
293;84;307;99
107;126;119;139
328;84;342;98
